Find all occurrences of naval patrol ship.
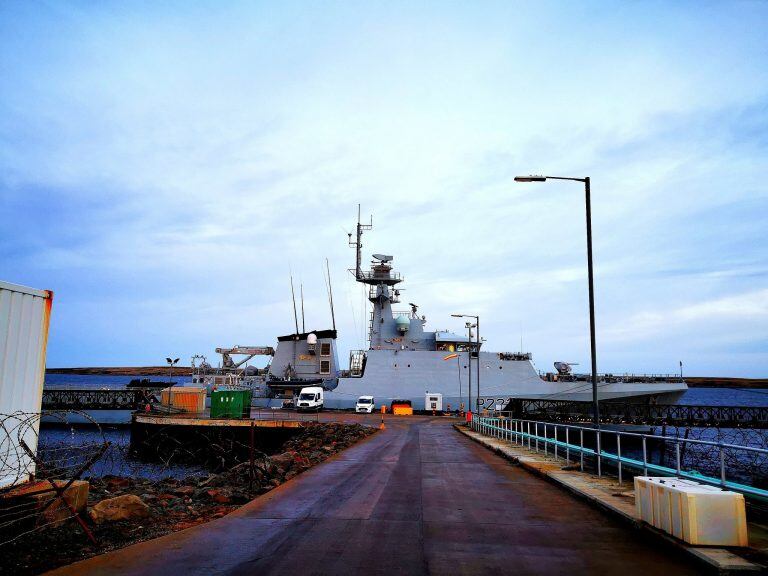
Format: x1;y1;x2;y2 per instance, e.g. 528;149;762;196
253;210;687;411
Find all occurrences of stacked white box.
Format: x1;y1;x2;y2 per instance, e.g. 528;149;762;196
668;484;748;546
634;476;748;547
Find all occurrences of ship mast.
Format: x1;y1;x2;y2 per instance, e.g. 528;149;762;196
348;204;372;280
347;206;405;348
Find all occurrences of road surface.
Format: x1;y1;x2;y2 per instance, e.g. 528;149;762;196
51;415;698;575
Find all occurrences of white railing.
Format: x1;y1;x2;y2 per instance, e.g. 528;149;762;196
470;413;768;502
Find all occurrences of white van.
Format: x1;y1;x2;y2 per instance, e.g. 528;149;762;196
355;395;375;413
297;386;324;412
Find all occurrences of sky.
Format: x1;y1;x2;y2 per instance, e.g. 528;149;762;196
1;1;767;376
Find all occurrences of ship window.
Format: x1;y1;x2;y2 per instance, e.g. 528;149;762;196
320;360;331;374
320;343;331;356
407;364;411;368
499;366;503;370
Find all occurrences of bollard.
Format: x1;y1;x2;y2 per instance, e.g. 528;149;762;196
380;405;386;430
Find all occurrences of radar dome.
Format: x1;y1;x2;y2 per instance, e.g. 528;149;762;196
307;333;318;345
396;316;410;333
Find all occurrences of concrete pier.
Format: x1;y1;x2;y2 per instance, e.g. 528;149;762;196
51;415;699;575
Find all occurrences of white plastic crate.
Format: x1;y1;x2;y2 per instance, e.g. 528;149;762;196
634;476;748;547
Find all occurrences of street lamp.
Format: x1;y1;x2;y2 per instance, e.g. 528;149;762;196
166;357;180;385
514;175;600;427
452;313;480;412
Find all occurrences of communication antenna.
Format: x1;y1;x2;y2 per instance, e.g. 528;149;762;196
290;273;300;336
300;283;305;333
325;258;337;331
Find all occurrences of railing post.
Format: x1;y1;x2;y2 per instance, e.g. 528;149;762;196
617;432;622;485
596;429;602;477
554;426;558;461
675;441;681;477
535;422;539;453
720;445;726;487
543;424;548;456
565;427;570;464
580;427;584;472
642;435;648;476
528;421;531;450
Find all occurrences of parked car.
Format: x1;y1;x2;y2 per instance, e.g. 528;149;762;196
355;395;375;413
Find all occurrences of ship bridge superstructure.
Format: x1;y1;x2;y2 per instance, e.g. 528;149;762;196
348;209;479;356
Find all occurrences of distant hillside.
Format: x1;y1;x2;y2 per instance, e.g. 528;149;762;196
46;366;191;376
44;368;767;388
684;377;768;389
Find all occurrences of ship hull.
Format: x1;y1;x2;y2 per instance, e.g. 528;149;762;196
254;349;687;410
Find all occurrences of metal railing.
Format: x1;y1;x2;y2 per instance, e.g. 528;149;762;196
470;413;768;502
42;388;161;410
504;398;768;428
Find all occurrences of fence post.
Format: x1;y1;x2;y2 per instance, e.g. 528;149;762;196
554;426;558;460
535;422;539;453
675;442;681;477
579;427;584;472
596;429;602;477
617;432;622;485
527;421;531;450
642;435;648;476
249;421;256;495
565;427;569;464
719;445;726;487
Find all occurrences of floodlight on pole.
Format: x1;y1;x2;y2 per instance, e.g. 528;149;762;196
514;174;599;427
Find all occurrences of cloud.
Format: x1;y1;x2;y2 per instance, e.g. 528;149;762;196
0;1;767;376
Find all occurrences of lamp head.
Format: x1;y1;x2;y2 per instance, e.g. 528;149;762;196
514;175;546;182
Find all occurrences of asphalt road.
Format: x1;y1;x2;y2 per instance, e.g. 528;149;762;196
51;415;700;575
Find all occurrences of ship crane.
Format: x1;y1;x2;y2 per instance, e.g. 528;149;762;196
215;345;275;370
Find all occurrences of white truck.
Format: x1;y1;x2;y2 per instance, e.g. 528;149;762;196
355;395;375;413
296;386;324;412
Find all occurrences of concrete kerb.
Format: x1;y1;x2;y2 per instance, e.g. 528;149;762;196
454;424;765;575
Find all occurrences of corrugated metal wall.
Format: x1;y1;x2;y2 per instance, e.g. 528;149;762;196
0;280;53;488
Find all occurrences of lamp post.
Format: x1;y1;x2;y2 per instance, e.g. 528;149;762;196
453;314;480;411
166;357;180;385
514;175;600;427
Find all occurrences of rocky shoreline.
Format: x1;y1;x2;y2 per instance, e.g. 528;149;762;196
2;422;376;576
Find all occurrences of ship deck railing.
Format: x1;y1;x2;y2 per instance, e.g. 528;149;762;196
539;371;686;383
470;413;768;503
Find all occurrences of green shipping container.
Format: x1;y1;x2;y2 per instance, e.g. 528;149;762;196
210;388;253;419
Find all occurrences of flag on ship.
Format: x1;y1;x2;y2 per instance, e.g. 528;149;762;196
442;353;458;360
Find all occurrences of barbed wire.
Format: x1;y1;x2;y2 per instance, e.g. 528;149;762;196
0;410;375;575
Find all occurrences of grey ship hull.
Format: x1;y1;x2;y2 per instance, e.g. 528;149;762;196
327;350;686;410
253;349;686;410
